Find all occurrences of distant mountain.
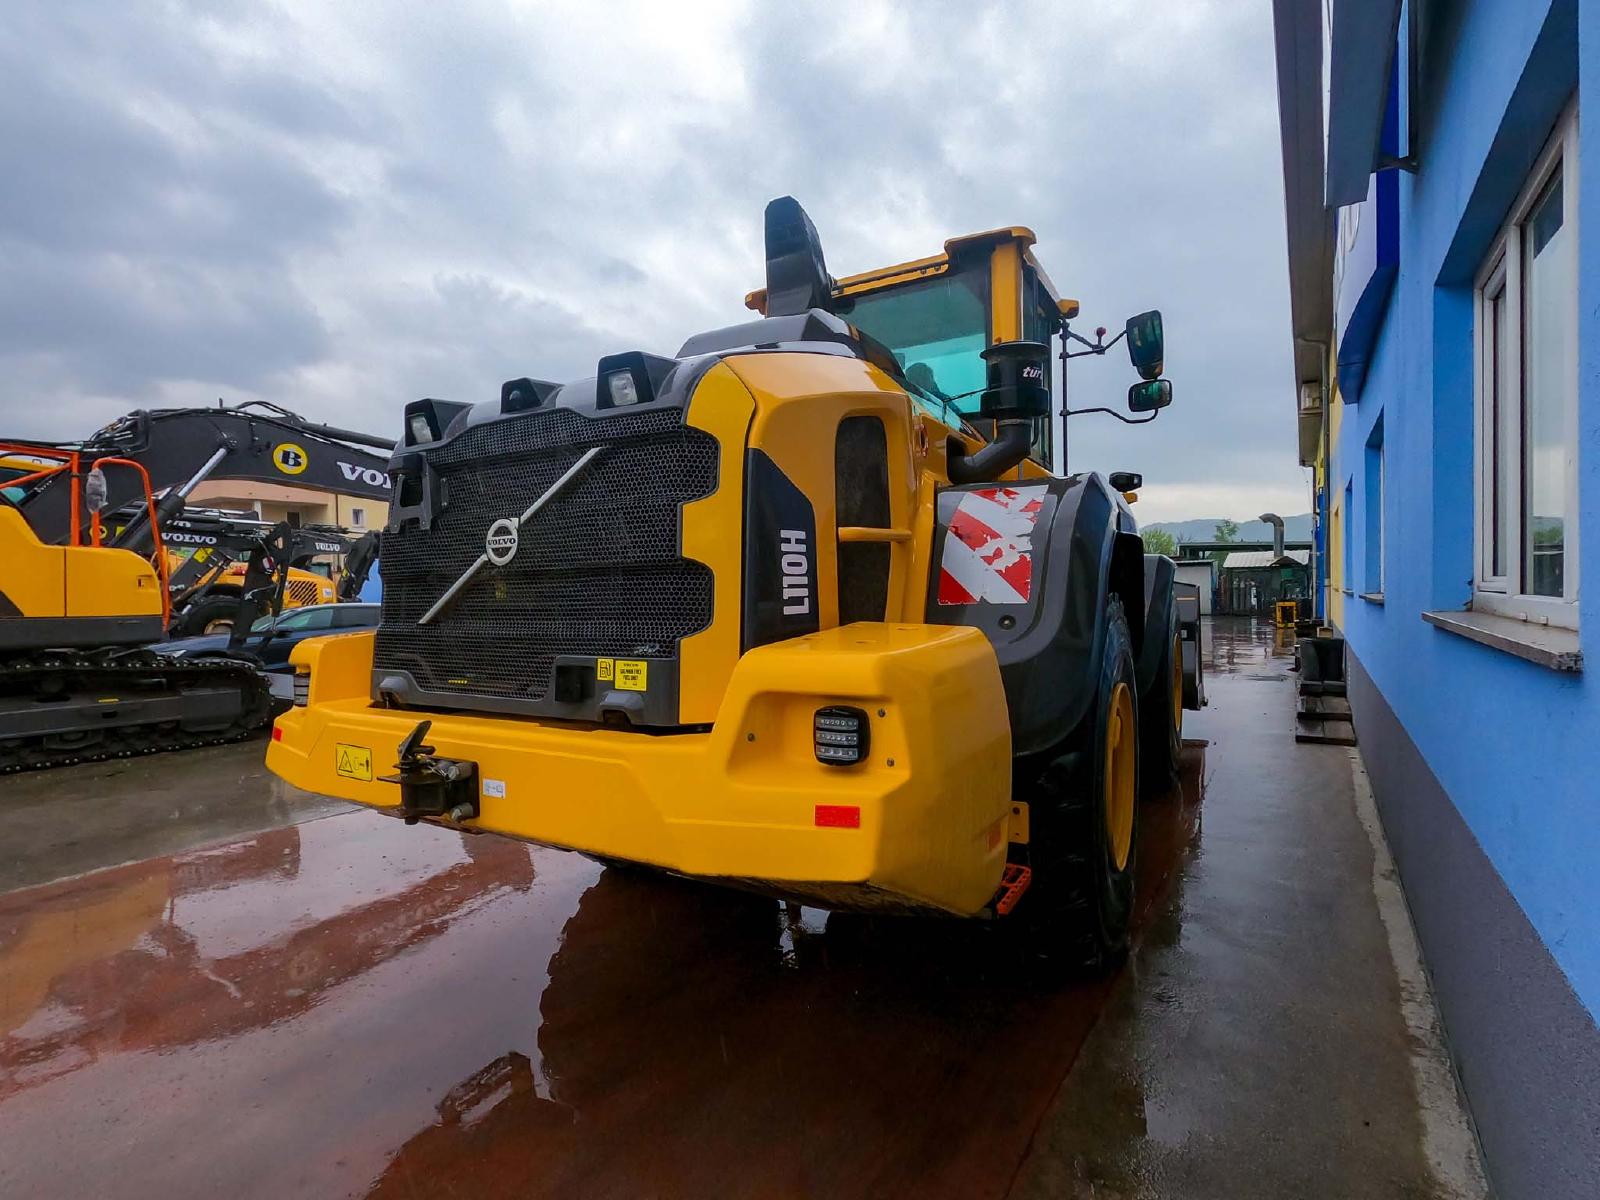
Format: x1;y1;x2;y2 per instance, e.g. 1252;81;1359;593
1144;514;1314;544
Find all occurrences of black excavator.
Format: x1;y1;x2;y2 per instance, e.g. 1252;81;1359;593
138;504;380;638
0;401;393;772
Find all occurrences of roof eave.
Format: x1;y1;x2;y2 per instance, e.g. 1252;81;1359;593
1272;0;1337;395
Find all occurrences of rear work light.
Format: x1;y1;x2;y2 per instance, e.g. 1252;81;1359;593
814;705;869;765
605;370;641;406
292;669;310;707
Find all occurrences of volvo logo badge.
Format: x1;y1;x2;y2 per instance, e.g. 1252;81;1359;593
485;518;519;566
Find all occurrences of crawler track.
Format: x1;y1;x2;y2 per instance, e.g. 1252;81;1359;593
0;649;272;774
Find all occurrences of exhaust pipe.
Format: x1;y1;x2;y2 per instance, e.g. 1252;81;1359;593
1258;512;1285;560
949;420;1034;484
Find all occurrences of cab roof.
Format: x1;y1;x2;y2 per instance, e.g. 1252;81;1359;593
743;225;1071;316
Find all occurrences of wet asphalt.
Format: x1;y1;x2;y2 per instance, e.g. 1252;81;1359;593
0;619;1479;1198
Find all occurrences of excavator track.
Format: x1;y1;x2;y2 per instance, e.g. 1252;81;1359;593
0;649;273;774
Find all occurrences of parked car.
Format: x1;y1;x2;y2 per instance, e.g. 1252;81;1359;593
153;602;381;700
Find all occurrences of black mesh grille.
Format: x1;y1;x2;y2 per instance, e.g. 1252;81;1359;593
374;405;718;706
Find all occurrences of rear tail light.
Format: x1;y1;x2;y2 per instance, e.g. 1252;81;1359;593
293;669;310;707
814;706;868;765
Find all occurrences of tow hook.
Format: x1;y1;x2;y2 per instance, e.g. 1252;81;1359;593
380;719;480;825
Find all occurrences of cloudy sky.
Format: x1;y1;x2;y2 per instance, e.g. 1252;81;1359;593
0;0;1309;523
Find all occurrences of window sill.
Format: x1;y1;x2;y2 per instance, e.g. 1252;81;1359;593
1421;609;1583;672
1338;587;1354;596
1360;592;1385;605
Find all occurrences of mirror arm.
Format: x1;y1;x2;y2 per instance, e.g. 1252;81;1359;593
1060;320;1128;356
1061;405;1160;426
1060;332;1127;361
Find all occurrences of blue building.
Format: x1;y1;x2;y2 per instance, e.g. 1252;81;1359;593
1273;3;1599;1197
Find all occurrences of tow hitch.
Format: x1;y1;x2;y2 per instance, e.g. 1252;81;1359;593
381;720;480;825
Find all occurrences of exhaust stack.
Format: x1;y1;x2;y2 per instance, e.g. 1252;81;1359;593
1258;512;1286;561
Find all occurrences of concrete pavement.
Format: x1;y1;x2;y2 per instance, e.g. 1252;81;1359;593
0;618;1485;1198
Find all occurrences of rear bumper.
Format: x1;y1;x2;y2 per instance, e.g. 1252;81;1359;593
268;625;1015;916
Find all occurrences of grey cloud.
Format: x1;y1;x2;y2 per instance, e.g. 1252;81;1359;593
0;0;1301;520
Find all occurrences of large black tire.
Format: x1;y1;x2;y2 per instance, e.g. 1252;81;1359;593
1022;594;1141;969
1139;594;1183;796
172;594;244;637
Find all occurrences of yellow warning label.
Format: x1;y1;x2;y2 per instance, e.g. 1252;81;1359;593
596;658;614;682
615;659;648;691
335;743;373;781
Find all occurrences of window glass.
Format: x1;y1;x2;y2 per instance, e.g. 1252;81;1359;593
1342;481;1354;586
1473;106;1577;625
1521;169;1571;597
1023;268;1057;467
333;605;380;629
1364;417;1384;593
267;607;335;633
843;265;989;415
1488;277;1509;578
1023;272;1056;344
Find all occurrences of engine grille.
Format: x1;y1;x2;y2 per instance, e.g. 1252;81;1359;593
374;405;719;707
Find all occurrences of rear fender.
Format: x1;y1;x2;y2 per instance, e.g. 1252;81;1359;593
926;473;1144;757
1136;553;1177;697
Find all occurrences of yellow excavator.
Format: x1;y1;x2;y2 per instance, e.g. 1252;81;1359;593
1;403;392;772
268;198;1203;962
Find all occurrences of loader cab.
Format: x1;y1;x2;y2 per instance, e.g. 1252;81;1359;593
745;227;1067;471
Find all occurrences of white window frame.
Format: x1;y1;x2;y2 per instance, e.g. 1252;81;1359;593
1472;101;1580;629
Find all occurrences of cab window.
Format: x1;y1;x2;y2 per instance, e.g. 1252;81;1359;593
1023;267;1057;345
1023;266;1058;466
841;263;990;417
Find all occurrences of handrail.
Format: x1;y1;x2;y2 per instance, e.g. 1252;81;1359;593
89;456;172;628
837;526;912;543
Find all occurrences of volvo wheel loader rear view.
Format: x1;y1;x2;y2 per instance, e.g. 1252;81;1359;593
267;198;1203;963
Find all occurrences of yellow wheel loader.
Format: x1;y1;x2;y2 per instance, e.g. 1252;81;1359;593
267;198;1203;962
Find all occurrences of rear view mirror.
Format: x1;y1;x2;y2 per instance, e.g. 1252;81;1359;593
1108;471;1143;492
1125;310;1164;381
1128;379;1172;413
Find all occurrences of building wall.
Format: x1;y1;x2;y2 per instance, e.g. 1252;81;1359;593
1327;1;1599;1194
1325;368;1347;628
189;480;389;532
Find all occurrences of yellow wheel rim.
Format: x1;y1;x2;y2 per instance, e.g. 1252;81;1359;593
1105;680;1136;871
1171;632;1184;741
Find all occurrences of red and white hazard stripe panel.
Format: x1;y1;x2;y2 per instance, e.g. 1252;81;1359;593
936;485;1048;606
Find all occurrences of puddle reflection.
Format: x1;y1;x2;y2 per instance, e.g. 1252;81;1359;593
0;752;1205;1200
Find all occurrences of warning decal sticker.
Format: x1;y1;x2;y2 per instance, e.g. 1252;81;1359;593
937;485;1048;606
335;743;374;782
